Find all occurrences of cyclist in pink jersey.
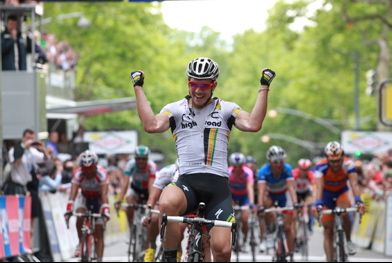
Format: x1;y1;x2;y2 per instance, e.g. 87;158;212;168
228;152;255;247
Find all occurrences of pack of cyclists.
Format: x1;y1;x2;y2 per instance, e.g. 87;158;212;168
62;57;366;262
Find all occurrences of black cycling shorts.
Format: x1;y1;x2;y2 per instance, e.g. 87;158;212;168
175;173;234;222
296;190;312;203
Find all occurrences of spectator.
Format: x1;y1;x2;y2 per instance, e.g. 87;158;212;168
37;159;62;193
4;129;48;195
46;131;60;157
1;14;27;70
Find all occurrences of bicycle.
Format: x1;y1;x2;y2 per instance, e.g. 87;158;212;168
232;205;245;262
119;203;151;262
248;208;258;262
294;204;309;261
319;206;362;262
160;202;237;262
260;206;294;262
66;211;103;262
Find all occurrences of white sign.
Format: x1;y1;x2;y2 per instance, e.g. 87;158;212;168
341;130;392;154
83;131;138;154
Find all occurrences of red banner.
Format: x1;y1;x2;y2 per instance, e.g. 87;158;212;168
6;196;19;257
23;195;32;253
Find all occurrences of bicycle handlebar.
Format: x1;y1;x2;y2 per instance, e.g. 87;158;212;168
263;206;294;214
163;215;236;229
320;207;358;215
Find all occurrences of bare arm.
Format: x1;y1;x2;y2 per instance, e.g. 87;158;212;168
100;183;109;205
118;175;130;202
247;180;255;205
134;86;170;133
68;183;80;202
258;182;266;206
348;172;361;198
234;87;269;132
315;176;324;201
287;180;298;205
146;186;163;208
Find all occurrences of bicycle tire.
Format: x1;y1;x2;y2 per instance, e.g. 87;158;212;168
249;220;256;262
81;234;91;262
276;227;287;262
337;229;346;262
300;220;309;261
127;225;137;262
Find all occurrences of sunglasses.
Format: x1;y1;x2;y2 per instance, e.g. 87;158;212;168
328;159;341;164
271;160;284;164
188;81;214;89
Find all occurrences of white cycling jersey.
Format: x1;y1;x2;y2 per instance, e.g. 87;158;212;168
153;163;179;190
160;97;241;177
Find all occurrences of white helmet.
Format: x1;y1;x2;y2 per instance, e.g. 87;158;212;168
187;57;219;80
324;141;344;160
266;145;287;162
229;152;246;166
79;150;98;167
298;158;312;169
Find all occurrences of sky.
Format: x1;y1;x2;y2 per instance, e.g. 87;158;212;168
160;0;278;42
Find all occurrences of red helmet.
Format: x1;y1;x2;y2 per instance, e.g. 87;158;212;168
298;159;312;170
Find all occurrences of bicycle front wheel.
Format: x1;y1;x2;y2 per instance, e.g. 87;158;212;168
128;225;137;262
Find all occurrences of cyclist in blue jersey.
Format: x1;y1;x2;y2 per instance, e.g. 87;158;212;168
130;57;275;262
257;145;298;259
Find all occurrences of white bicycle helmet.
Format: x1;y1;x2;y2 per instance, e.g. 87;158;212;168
298;158;312;169
229;152;246;166
187;57;219;80
79;150;98;167
324;141;344;160
266;145;287;162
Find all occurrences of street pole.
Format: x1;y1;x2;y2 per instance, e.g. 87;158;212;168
353;51;361;130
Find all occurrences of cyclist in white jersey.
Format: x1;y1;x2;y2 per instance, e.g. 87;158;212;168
130;57;275;262
142;161;179;261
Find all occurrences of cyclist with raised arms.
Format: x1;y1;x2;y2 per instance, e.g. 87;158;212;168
130;57;275;262
64;150;110;261
115;145;157;242
314;141;365;262
257;145;298;259
228;152;255;249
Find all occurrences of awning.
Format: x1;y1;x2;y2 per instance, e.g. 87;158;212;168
47;97;136;116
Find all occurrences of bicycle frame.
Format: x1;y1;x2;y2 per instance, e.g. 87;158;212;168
248;209;258;262
321;206;358;262
295;205;309;261
123;203;150;262
161;202;236;262
73;211;102;262
263;206;294;262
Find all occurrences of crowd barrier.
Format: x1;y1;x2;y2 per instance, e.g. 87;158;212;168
352;191;392;256
0;195;32;259
39;192;128;261
0;192;128;261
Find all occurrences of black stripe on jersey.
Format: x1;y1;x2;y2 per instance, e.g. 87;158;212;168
204;128;211;164
169;116;176;133
227;115;235;130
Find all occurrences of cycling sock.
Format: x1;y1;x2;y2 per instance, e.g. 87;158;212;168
163;249;177;262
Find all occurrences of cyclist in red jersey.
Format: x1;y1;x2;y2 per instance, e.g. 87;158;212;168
64;150;110;261
292;158;316;231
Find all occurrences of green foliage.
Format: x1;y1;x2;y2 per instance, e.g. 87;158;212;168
43;1;391;164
